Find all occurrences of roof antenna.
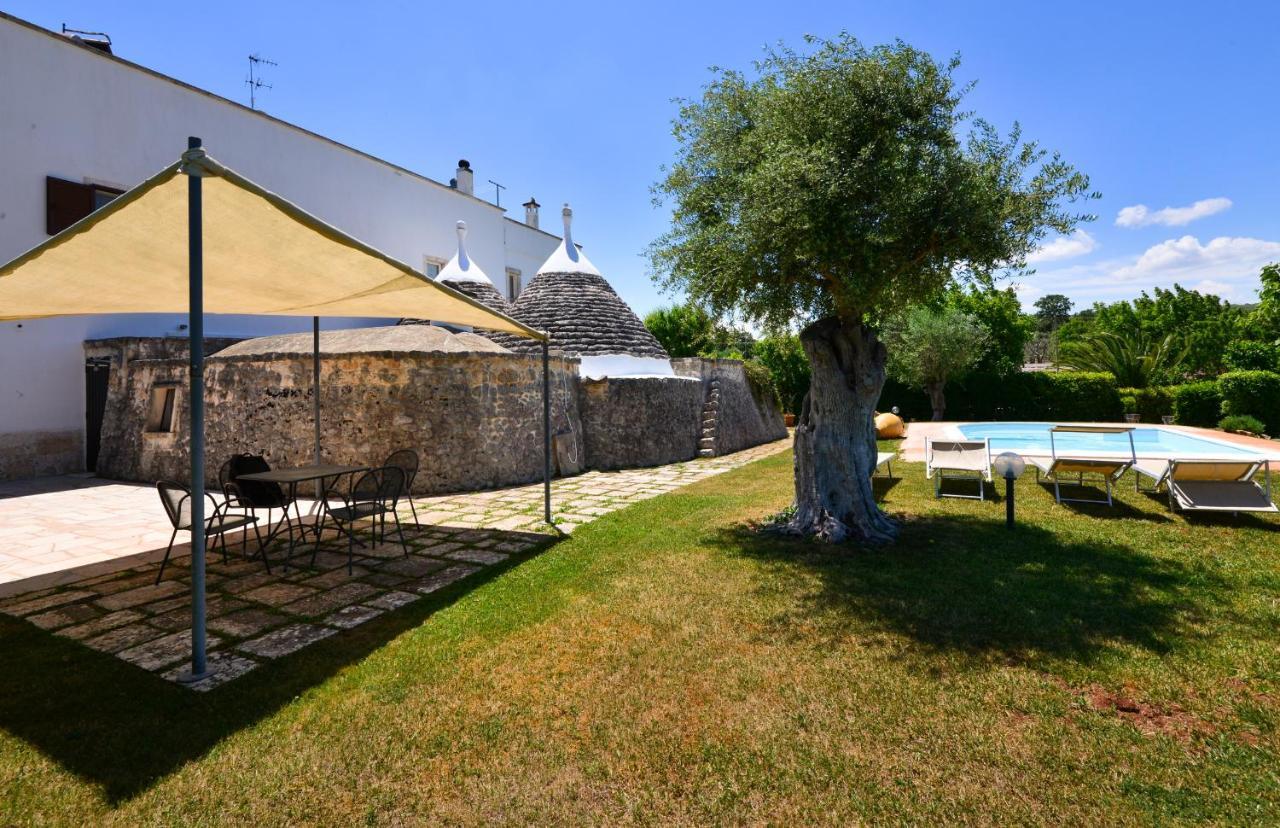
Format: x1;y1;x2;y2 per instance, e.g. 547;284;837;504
246;53;278;110
487;179;506;208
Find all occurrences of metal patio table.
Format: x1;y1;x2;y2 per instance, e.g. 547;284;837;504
235;463;366;565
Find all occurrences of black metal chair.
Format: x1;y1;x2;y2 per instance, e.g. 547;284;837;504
383;449;422;526
222;453;296;555
315;466;409;574
154;480;261;585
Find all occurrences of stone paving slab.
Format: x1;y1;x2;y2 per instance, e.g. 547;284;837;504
0;437;791;688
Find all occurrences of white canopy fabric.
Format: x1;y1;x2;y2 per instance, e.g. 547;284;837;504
0;152;544;339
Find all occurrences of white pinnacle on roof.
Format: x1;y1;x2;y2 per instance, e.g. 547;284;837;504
536;204;600;276
436;220;493;285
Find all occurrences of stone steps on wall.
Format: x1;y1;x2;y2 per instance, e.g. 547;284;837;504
698;378;722;458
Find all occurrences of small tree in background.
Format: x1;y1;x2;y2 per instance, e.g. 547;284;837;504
883;307;988;420
644;302;753;358
754;334;810;415
1034;294;1073;332
650;34;1093;543
1056;329;1187;387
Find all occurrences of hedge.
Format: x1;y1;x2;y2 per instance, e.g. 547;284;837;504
879;371;1122;422
1171;382;1222;428
1118;386;1174;423
1218;370;1280;435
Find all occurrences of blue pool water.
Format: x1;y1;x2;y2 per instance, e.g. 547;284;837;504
956;422;1260;458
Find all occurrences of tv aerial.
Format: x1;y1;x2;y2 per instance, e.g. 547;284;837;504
246;54;277;110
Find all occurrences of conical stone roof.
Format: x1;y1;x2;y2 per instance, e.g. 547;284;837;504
497;205;670;367
400;220;513;329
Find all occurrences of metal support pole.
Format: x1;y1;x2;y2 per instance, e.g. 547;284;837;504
313;316;322;498
542;340;552;524
1005;477;1015;528
184;136;208;681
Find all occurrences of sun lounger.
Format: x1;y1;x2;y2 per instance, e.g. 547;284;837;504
1132;457;1170;492
1028;425;1137;506
874;451;896;480
925;438;992;500
1165;459;1276;513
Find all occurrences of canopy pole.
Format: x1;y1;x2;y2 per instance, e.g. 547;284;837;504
542;340;552;524
313;316;322;498
183;135;209;682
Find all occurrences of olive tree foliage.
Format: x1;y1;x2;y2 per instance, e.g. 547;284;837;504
883;307;988;420
649;34;1094;543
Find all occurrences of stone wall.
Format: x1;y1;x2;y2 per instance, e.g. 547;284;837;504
93;345;582;495
672;358;788;454
83;339;784;494
577;376;704;470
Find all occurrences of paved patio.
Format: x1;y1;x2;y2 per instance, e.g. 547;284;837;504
0;438;790;690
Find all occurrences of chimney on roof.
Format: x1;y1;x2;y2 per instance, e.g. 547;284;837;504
454;159;474;196
522;197;540;230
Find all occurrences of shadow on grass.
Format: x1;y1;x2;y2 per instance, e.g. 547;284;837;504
722;513;1220;666
0;527;560;804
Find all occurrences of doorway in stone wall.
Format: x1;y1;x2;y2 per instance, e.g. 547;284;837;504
85;357;110;472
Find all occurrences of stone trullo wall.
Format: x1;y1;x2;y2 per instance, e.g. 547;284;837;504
86;335;785;493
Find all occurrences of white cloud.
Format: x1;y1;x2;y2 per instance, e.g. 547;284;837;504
1027;229;1097;264
1026;234;1280;304
1115;197;1232;228
1112;235;1280;282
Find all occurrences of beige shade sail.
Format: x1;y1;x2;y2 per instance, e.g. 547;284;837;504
0;152;545;340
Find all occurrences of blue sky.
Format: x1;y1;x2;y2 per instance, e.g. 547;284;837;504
9;0;1280;317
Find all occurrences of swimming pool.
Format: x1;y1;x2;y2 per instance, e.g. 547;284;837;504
954;422;1265;459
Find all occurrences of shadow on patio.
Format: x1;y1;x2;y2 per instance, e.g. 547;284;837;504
0;519;560;803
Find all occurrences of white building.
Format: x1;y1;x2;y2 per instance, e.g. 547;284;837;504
0;12;563;480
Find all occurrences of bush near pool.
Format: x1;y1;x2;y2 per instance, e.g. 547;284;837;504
880;368;1280;432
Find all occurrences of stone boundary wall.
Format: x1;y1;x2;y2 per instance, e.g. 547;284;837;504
672;358;788;454
93;346;581;495
577;376;704;470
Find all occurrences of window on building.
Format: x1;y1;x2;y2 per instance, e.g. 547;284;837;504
506;268;522;299
144;385;178;433
423;256;446;279
46;176;124;235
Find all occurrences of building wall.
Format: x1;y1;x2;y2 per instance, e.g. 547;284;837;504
671;358;789;454
91;345;582;495
0;14;561;479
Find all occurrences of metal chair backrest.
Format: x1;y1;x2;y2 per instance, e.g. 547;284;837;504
350;468;383;505
227;453;287;507
217;458;234;492
383;449;418;492
157;480;192;530
376;465;406;507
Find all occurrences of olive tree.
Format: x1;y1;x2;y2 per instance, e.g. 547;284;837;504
883;307;988;420
650;34;1093;543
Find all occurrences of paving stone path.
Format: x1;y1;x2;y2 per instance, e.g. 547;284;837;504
0;438;790;689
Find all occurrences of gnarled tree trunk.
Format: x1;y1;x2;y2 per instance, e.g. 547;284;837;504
787;316;900;544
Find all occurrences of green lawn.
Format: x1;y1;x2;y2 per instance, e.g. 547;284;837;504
2;448;1279;824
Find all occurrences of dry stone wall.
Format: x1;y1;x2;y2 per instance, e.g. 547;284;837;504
93;345;581;494
672;358;788;454
576;376;704;470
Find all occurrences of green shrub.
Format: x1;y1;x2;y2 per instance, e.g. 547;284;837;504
1118;386;1174;422
1219;370;1280;435
880;370;1122;422
1172;381;1222;427
1033;371;1124;422
741;359;779;406
1219;414;1266;434
1224;340;1279;372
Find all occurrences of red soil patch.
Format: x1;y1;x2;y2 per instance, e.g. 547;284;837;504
1082;683;1216;742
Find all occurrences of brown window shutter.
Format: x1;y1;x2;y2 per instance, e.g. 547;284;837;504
46;176;95;235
